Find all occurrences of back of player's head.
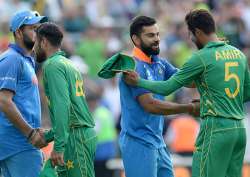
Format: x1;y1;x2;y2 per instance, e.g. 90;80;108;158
35;22;63;47
129;16;156;40
185;9;215;35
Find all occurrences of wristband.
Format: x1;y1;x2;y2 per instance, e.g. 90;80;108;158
27;129;38;142
27;129;35;140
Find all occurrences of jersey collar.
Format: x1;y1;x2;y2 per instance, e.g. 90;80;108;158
204;41;225;48
132;47;152;64
9;43;27;57
48;51;66;60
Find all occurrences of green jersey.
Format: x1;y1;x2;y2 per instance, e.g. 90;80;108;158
138;41;250;119
43;51;95;152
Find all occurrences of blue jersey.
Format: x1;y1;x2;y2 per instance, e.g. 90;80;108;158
0;44;41;160
119;53;177;148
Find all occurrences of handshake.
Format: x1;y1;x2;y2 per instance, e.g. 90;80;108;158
27;128;48;149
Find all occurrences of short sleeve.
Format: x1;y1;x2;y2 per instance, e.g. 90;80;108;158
130;62;151;98
0;55;22;93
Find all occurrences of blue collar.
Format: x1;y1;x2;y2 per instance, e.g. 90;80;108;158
9;43;27;56
151;55;160;63
8;43;35;67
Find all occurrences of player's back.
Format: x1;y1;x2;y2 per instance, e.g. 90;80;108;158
196;42;247;119
43;52;94;128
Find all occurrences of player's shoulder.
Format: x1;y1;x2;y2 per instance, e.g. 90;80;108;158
225;44;245;55
45;55;68;66
154;55;173;66
192;47;212;61
133;57;146;70
43;56;66;71
0;48;23;64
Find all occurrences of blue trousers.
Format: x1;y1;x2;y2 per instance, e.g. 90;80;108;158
119;134;174;177
0;149;42;177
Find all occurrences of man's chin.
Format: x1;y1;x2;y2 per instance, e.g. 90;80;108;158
35;56;46;63
151;49;160;55
38;59;46;63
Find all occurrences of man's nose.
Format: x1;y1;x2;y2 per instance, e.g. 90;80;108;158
154;35;160;42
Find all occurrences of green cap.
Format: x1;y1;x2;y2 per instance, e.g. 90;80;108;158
98;53;135;79
39;160;58;177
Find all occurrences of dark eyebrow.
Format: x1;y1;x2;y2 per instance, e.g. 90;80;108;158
144;32;159;36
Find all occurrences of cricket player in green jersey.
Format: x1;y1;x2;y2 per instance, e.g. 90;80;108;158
124;9;250;177
33;22;96;177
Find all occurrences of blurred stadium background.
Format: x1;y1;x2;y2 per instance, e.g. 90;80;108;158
0;0;250;177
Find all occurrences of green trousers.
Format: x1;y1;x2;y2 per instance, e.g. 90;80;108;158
192;116;246;177
57;127;97;177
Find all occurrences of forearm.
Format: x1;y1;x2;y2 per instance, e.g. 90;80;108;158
146;99;194;115
54;125;69;153
137;77;183;96
0;100;32;137
52;104;70;153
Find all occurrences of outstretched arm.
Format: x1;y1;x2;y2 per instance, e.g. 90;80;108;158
137;76;183;96
124;53;204;96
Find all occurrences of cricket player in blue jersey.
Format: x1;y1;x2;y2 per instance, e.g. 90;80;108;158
0;10;47;177
119;16;199;177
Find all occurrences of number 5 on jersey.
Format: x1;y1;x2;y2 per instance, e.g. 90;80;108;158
225;62;240;98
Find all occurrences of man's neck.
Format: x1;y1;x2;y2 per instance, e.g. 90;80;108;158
132;47;152;64
204;33;220;45
15;40;31;55
46;47;60;59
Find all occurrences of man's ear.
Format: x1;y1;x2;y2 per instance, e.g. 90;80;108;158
40;37;47;48
132;34;140;46
194;28;203;36
14;29;23;39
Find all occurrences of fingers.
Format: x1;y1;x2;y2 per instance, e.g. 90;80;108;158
59;155;65;165
122;71;139;86
51;151;64;166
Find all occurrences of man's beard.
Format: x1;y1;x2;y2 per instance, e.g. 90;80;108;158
22;32;35;50
34;45;47;63
191;35;204;50
140;41;160;56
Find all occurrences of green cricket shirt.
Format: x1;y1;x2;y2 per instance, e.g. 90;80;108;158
138;41;250;119
43;51;95;152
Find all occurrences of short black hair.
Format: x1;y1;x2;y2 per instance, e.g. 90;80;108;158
35;22;63;47
129;16;156;43
185;9;216;35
